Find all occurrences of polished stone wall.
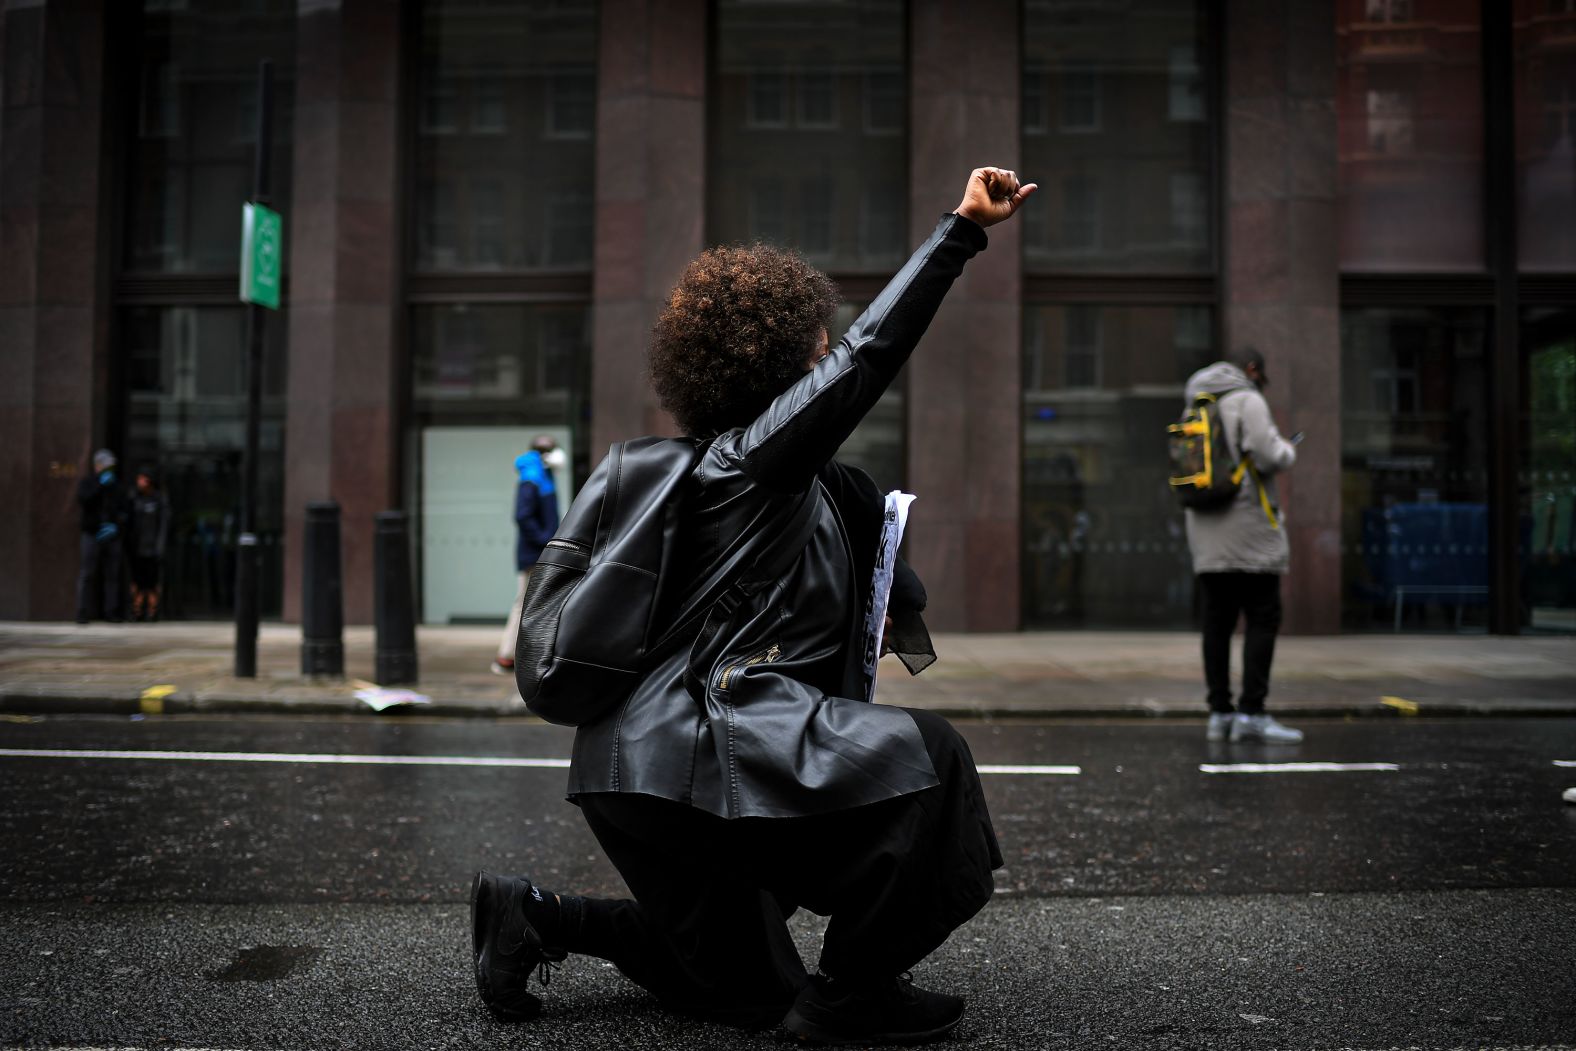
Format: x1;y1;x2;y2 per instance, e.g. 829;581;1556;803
0;0;108;620
282;0;403;625
1224;0;1342;633
906;0;1024;632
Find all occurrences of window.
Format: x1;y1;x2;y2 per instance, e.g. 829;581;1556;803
864;71;903;134
748;72;789;127
1338;2;1484;270
1022;305;1216;628
1169;170;1206;246
797;69;838;128
1059;71;1101;132
1023;0;1214;273
115;0;297;619
1365;89;1414;154
422;77;462;134
1168;44;1204;122
1340;307;1490;631
547;72;594;139
412;305;589;417
471;179;506;267
473;77;507;133
1522;308;1576;632
749;179;788;243
711;0;905;272
1061;173;1100;251
1516;0;1576;269
1366;0;1415;21
800;178;834;255
408;3;597;619
860;183;903;263
1063;307;1102;389
414;1;595;271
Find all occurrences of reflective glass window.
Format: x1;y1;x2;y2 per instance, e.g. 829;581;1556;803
125;1;296;273
1522;307;1576;632
1022;1;1214;274
414;2;596;271
409;304;591;624
120;306;289;619
1340;306;1491;631
1514;1;1576;270
1337;1;1485;271
710;0;906;272
1022;304;1215;627
411;304;590;426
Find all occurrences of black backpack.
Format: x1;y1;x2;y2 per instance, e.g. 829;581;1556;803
515;437;817;727
1168;391;1248;511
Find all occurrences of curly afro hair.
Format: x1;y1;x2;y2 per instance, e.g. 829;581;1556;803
650;243;839;438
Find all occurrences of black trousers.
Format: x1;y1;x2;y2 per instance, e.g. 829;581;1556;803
567;708;1003;1027
76;534;123;621
1199;571;1282;714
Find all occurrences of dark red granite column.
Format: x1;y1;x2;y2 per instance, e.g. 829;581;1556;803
589;0;705;452
906;0;1023;632
282;0;402;625
0;0;108;620
1224;0;1342;633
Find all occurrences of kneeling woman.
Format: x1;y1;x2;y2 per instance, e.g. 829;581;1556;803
472;167;1035;1046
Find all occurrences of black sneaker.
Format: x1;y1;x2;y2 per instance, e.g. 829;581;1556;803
470;870;566;1022
782;972;966;1045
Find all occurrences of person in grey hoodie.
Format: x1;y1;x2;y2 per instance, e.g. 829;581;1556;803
1182;347;1303;744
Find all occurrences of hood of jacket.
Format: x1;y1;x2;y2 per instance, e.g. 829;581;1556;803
1185;361;1255;402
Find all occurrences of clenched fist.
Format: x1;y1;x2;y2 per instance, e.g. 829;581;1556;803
955;167;1037;228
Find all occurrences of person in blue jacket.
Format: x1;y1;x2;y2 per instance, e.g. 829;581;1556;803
493;436;563;674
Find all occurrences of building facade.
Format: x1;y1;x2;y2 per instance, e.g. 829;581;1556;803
1;0;1572;635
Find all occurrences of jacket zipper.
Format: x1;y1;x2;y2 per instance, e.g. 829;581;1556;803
544;538;588;552
718;643;780;691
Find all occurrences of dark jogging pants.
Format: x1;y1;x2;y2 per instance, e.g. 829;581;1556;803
564;708;1004;1027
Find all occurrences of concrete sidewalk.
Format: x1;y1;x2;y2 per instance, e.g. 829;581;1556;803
1;621;1572;721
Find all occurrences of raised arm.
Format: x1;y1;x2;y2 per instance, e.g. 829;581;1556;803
731;168;1036;491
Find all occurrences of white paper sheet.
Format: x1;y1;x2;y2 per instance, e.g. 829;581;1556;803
861;491;915;702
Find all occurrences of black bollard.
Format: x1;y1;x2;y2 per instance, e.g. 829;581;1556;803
374;510;419;685
301;501;344;677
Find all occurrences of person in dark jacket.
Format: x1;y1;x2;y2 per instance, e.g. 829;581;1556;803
471;168;1036;1044
127;467;171;622
492;437;562;674
75;449;127;624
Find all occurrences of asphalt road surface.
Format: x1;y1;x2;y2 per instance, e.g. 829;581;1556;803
2;712;1574;1050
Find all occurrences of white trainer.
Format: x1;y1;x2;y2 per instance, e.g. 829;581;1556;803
1231;713;1304;744
1206;713;1235;741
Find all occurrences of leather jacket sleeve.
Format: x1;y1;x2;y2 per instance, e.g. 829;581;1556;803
731;213;988;491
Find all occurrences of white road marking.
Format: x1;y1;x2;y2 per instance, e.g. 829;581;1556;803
1200;762;1400;774
975;764;1081;776
0;748;570;769
0;748;1083;777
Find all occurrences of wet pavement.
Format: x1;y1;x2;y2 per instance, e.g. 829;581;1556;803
1;714;1574;902
2;712;1575;1049
3;620;1575;719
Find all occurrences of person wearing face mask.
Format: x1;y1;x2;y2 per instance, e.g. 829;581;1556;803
493;436;565;675
76;448;128;624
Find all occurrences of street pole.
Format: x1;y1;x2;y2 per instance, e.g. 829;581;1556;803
235;59;273;678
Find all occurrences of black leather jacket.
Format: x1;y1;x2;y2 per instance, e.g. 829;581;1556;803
567;213;989;819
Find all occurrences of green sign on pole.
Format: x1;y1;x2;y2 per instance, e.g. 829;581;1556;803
240;201;283;309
